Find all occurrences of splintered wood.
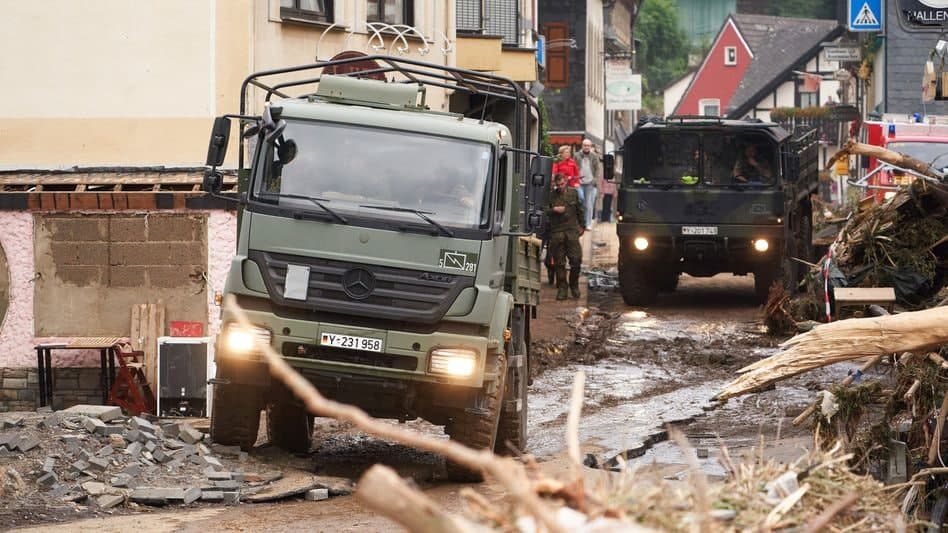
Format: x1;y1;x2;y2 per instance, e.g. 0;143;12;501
717;306;948;400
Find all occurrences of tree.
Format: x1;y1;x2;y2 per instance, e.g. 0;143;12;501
636;0;689;113
772;0;837;19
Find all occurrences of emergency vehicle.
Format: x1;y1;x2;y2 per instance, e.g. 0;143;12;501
860;115;948;203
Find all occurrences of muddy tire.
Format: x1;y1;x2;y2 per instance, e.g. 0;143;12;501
496;309;528;455
620;263;657;306
210;384;263;452
657;272;679;293
445;357;507;482
754;269;775;303
267;399;314;454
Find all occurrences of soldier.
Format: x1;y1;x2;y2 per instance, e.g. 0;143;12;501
545;173;586;300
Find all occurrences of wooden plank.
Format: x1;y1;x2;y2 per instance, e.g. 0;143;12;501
833;287;896;303
130;305;143;350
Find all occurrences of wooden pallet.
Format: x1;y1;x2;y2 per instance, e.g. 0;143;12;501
130;303;165;384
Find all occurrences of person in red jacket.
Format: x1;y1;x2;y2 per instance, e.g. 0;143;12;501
552;145;583;202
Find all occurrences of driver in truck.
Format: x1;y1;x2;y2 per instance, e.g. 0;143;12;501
732;143;773;183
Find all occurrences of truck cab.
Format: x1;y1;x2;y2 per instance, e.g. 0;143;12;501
202;57;550;481
611;117;818;305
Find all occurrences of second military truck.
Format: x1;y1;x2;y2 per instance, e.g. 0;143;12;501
202;56;550;481
607;116;819;305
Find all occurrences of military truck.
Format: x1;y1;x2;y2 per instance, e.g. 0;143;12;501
200;56;550;481
606;117;819;305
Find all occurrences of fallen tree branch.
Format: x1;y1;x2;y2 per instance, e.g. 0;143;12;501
803;492;860;533
225;295;565;533
929;393;948;466
357;464;486;532
720;307;948;401
826;140;942;180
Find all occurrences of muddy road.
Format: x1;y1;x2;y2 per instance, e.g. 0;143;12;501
20;274;858;532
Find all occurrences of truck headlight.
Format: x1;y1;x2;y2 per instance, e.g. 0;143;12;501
633;237;649;251
428;348;477;377
222;323;272;355
753;239;769;252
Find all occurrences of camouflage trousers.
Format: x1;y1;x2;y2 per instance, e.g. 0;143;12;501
549;230;582;291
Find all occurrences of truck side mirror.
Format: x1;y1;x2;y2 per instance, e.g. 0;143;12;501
205;117;232;167
202;170;223;194
603;153;615;181
530;155;553;187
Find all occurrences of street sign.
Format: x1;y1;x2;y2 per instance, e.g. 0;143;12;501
848;0;883;31
605;59;640;110
899;0;948;28
823;45;862;62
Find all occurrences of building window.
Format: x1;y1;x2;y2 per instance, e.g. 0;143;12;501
457;0;519;46
280;0;332;23
699;98;720;117
543;23;569;88
724;46;737;66
367;0;412;26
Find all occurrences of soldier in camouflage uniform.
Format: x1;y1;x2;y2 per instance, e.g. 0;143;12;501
545;173;586;300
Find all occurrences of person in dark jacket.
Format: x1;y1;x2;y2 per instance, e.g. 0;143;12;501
545;173;585;300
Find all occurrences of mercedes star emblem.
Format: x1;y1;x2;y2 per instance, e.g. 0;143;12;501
341;268;376;300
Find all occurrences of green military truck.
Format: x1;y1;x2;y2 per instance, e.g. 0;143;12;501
201;56;550;481
606;116;819;305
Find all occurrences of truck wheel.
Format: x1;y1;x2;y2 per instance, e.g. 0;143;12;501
754;269;775;303
210;384;263;452
445;357;507;482
267;399;315;454
620;264;657;306
496;308;528;454
657;272;679;293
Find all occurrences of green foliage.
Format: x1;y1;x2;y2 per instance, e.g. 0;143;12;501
769;106;832;122
538;97;553;157
773;0;836;19
637;0;689;110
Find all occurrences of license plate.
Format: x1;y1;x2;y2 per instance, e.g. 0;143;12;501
319;333;383;352
682;226;718;235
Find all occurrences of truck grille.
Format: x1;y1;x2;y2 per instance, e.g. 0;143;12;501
282;342;418;371
248;250;474;325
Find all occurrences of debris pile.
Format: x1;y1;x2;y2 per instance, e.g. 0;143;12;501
767;177;947;333
0;404;348;528
819;178;947;308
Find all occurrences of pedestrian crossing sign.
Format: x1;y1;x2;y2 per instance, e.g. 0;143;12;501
849;0;883;31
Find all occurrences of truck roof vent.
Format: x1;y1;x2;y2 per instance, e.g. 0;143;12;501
315;75;424;109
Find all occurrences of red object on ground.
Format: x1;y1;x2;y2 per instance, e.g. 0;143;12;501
169;321;204;337
108;347;156;415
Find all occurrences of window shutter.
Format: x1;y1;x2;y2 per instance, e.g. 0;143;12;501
544;23;569;88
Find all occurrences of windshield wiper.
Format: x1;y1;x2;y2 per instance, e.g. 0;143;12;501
359;205;454;237
257;192;348;224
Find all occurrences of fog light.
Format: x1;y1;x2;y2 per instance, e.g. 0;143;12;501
633;237;649;251
753;239;769;252
429;348;477;377
222;323;271;355
883;191;897;200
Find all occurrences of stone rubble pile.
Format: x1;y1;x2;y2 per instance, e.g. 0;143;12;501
0;404;334;511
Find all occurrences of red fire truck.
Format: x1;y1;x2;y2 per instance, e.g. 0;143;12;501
861;117;948;203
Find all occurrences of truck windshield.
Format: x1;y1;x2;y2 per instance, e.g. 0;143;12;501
253;120;493;230
627;130;777;187
886;141;948;169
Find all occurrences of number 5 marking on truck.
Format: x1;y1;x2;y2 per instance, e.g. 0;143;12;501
439;250;477;272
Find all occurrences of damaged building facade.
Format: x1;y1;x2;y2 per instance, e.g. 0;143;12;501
0;0;466;411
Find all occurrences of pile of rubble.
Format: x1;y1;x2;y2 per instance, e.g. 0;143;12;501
0;405;345;527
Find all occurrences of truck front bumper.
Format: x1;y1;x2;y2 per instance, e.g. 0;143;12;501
214;305;495;390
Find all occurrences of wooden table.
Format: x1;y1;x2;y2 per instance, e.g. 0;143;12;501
35;337;126;407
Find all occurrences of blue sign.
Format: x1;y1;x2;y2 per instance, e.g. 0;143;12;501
849;0;883;31
536;36;546;68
